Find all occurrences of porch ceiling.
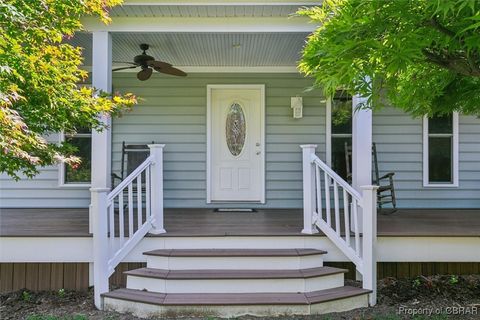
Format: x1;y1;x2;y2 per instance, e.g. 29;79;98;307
109;4;314;18
69;32;310;68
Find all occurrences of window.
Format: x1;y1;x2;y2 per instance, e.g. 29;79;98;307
423;113;458;187
326;91;352;180
59;129;92;186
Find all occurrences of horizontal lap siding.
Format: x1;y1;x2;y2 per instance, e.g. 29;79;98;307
0;134;90;208
373;108;480;208
112;73;325;208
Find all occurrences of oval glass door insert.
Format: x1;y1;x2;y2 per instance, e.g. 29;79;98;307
225;102;246;156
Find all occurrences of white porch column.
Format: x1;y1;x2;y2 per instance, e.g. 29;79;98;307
91;31;112;189
361;185;378;306
301;145;319;234
91;31;112;310
351;94;372;192
148;144;166;234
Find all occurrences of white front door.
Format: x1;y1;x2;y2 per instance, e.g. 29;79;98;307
208;85;265;202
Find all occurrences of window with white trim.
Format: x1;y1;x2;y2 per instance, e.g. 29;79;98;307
326;91;352;180
59;129;92;186
423;113;459;187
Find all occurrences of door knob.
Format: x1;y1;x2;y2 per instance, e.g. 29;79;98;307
256;151;261;155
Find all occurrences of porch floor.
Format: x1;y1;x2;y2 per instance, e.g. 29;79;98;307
1;208;479;237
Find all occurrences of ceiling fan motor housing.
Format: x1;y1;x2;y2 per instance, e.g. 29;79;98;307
134;54;155;67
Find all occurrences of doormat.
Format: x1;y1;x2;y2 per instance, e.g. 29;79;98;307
214;208;256;213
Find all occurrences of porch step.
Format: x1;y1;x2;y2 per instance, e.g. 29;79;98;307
102;286;371;318
125;266;346;293
104;247;370;318
144;248;326;270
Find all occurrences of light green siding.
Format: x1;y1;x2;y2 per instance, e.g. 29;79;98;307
373;108;480;208
1;73;479;209
112;73;326;208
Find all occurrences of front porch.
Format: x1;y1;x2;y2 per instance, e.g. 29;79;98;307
2;207;479;237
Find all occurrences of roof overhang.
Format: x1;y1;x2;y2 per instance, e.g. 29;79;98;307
76;1;320;70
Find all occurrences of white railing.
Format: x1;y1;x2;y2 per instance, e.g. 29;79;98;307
106;155;153;275
92;144;165;309
301;144;378;306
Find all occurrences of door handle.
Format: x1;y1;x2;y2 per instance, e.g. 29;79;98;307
256;151;261;155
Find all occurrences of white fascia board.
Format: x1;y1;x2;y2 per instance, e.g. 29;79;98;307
122;0;322;5
83;66;301;73
81;16;317;33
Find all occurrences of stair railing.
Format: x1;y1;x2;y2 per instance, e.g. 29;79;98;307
92;144;165;309
301;144;378;306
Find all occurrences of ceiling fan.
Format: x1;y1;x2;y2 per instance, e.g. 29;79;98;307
112;44;187;80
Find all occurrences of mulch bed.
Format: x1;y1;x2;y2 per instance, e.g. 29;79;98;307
1;275;479;320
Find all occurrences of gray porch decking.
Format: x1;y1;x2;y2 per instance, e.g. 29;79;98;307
1;208;479;237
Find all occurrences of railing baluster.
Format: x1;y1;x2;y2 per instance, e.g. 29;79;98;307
146;167;151;219
323;171;331;227
137;175;142;230
128;183;134;238
333;181;340;236
108;202;115;250
315;166;322;220
118;193;125;246
303;151;377;306
343;189;350;245
352;198;360;256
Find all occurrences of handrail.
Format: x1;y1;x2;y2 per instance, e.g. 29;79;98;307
301;144;377;306
108;155;154;202
92;144;165;310
311;156;362;203
106;157;154;276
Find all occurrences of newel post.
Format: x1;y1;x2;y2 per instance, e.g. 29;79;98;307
91;187;110;309
301;145;318;234
361;185;379;306
148;144;166;234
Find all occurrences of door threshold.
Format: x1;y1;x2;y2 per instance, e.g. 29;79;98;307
214;208;257;213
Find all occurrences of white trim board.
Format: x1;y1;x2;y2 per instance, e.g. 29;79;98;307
122;1;323;5
81;16;316;33
2;236;479;263
105;66;301;73
422;113;459;188
206;84;266;204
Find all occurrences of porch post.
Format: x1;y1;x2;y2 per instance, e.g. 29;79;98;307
351;94;372;236
91;31;112;310
148;144;166;234
351;94;372;192
361;185;378;306
301;145;319;234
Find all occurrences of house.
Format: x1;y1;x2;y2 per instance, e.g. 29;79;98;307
1;0;479;318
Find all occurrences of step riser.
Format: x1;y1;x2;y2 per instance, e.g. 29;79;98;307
146;255;324;270
103;294;369;318
126;274;344;294
158;237;320;250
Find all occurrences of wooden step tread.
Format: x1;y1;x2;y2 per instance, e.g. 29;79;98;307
144;248;327;257
125;266;347;280
102;286;370;306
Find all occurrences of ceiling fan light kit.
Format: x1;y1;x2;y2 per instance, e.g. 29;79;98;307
112;43;187;81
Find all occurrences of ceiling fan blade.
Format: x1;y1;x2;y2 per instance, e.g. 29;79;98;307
137;68;153;81
147;60;172;69
154;66;187;77
112;65;138;72
113;61;138;66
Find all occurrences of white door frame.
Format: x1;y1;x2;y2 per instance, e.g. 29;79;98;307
206;84;266;204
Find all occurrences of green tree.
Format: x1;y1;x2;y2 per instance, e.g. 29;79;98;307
0;0;136;179
298;0;480;116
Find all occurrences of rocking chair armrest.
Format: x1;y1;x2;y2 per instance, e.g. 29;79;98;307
379;172;395;180
111;173;122;182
